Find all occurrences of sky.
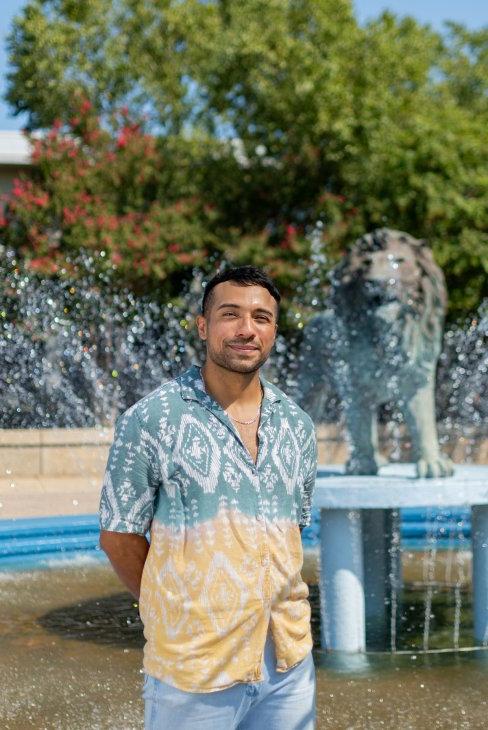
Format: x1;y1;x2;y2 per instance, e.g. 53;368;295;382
0;0;486;130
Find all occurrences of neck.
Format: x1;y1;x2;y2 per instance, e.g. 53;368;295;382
200;360;263;411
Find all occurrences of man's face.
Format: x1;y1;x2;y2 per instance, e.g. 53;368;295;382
196;282;278;374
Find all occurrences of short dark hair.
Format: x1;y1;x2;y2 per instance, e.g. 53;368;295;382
201;265;281;316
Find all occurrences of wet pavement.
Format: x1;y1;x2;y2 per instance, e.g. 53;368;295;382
1;562;488;729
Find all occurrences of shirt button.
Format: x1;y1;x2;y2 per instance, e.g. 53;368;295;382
256;514;263;521
261;555;269;565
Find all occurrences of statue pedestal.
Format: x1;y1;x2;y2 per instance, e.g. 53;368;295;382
314;464;488;654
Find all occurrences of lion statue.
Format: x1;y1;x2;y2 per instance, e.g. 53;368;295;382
298;228;454;478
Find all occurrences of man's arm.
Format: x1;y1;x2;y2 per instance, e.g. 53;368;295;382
99;530;150;600
99;408;157;599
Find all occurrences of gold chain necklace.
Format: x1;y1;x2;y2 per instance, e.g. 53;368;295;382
226;408;261;425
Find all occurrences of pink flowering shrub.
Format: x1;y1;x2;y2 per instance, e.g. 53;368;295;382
1;99;222;297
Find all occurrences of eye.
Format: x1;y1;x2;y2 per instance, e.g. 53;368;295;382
222;311;237;317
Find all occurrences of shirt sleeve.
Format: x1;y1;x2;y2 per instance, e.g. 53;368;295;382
299;427;317;529
99;406;157;535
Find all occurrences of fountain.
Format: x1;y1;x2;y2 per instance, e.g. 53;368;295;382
296;228;488;657
0;247;202;429
2;234;488;725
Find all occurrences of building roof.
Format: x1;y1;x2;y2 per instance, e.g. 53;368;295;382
0;130;32;165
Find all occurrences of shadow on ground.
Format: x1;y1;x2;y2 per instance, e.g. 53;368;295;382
38;591;144;647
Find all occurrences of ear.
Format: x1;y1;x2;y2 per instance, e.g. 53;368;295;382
196;314;207;340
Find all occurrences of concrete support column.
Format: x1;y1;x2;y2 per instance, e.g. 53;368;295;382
319;508;366;652
362;508;402;650
472;505;488;645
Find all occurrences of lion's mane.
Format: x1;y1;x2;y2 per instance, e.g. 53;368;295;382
330;228;447;357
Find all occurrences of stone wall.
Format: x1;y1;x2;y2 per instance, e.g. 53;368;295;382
0;428;114;478
316;423;488;465
0;424;486;479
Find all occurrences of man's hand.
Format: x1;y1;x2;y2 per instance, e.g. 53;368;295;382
99;530;150;600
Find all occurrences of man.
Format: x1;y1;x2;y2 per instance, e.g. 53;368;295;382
99;265;318;729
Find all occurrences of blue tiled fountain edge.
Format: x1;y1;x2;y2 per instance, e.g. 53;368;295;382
0;508;473;571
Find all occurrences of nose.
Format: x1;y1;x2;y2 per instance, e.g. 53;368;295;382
235;315;256;339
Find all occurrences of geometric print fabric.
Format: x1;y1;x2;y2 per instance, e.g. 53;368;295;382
99;364;317;692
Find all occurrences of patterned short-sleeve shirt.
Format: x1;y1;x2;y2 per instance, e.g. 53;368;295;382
99;364;317;693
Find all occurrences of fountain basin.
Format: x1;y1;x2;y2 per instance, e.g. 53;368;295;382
314;463;488;654
4;563;488;728
315;464;488;509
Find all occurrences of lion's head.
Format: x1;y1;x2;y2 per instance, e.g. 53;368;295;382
329;228;447;356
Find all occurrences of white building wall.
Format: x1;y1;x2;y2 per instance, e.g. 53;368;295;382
0;130;32;202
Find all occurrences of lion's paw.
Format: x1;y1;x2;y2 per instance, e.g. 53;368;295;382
345;458;379;476
416;456;455;479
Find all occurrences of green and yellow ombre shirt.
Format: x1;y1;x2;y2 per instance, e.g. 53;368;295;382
99;364;317;693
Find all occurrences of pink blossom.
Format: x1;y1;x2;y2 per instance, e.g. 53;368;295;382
117;130;129;148
12;180;24;197
32;193;49;208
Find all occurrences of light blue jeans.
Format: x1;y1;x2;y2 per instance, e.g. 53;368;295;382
142;630;316;729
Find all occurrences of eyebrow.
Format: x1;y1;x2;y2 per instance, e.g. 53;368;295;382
217;303;275;317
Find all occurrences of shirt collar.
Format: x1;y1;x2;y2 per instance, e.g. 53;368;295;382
179;364;281;411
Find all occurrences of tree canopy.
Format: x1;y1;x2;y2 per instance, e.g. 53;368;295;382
4;0;488;320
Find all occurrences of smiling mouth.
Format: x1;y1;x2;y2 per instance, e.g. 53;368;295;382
228;343;260;352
